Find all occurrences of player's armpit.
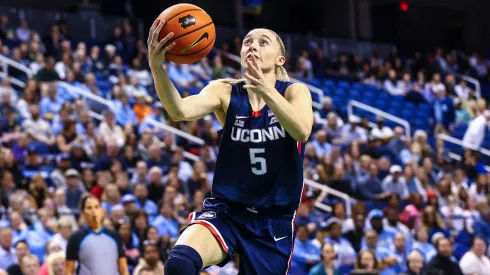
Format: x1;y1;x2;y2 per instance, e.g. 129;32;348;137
174;81;230;121
65;260;75;274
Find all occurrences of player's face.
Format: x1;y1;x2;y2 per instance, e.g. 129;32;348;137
241;29;284;72
82;197;103;228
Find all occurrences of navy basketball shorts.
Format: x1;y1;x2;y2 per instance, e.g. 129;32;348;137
185;199;297;274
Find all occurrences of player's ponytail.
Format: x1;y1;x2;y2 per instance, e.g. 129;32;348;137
275;64;290;81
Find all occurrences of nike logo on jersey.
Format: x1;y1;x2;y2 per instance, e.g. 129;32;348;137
235;115;250;119
269;116;278;125
181;32;209;53
231;125;286;143
274;236;287;242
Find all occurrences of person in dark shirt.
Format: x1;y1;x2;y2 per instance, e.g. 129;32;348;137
426;237;463;275
35;56;60;83
6;240;30;275
343;213;366;252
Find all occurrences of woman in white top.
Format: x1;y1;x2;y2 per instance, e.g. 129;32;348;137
459;236;490;275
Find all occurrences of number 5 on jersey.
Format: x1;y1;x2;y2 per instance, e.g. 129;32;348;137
249;148;267;175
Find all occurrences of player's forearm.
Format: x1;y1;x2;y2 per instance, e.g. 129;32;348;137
261;89;311;142
150;65;186;120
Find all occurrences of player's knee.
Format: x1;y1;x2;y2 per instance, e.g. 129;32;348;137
164;245;203;275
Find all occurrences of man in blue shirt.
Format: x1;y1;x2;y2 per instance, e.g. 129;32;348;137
0;228;15;270
39;84;64;119
362;209;397;249
292;223;320;272
473;202;490;245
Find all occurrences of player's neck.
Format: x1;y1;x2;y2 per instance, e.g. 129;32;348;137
88;223;103;232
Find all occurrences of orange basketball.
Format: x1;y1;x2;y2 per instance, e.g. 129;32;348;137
157;3;216;64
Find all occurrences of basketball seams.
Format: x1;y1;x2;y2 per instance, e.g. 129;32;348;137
167;34;215;57
167;21;214;44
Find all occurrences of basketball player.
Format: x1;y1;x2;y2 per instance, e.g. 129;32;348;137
65;195;129;275
148;20;313;274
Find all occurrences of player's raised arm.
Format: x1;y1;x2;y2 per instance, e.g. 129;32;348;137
244;56;313;142
148;20;224;121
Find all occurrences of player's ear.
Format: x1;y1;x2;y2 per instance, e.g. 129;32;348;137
276;55;285;67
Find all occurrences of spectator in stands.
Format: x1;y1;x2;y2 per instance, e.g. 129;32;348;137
402;250;425;275
341;116;367;145
127;58;152;87
325;218;356;269
35;56;60;83
5;240;30;274
455;79;472;100
167;63;200;89
363;229;399;274
432;89;455;133
113;92;138;126
22;104;55;146
454;98;472;126
0;79;18;105
458;236;490;274
98;111;125;148
151;201;179;242
293;223;321;272
20;254;40;275
354;249;378;273
133;93;153;123
473;202;490;245
344;210;367;252
312;130;332;159
46;251;65;275
384;207;411;244
308;243;339;275
382;165;409;200
366;210;396;249
134;183;157;219
358;162;385;200
133;241;164;275
427;237;463;275
64;169;83;212
370;116;393;141
384;69;405;96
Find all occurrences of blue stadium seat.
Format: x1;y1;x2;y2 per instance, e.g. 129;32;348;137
352;83;364;91
335;88;347;97
338;81;350;90
324;80;336;90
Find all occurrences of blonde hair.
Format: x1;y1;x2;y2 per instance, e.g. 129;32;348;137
217;28;289;85
47;251;65;275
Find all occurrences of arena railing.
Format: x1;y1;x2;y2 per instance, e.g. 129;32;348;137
304;178;352;217
347;100;412;138
0;54;33;88
0;55;202;162
437;133;490;172
219;51;324;110
455;74;481;98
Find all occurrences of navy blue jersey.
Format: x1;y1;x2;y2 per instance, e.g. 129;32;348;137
212;80;306;214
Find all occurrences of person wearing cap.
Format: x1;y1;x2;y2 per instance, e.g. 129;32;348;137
382;165;409;200
362;209;397;250
64;169;84;212
324;218;356;270
50;153;71;188
122;194;139;217
311;222;329;250
340;116;368;145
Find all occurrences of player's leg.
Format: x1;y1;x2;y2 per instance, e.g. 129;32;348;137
164;211;235;275
236;218;295;274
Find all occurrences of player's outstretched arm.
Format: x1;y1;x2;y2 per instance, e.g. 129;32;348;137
148;20;224;121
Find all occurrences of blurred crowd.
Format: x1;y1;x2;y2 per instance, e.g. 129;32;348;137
0;12;490;275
